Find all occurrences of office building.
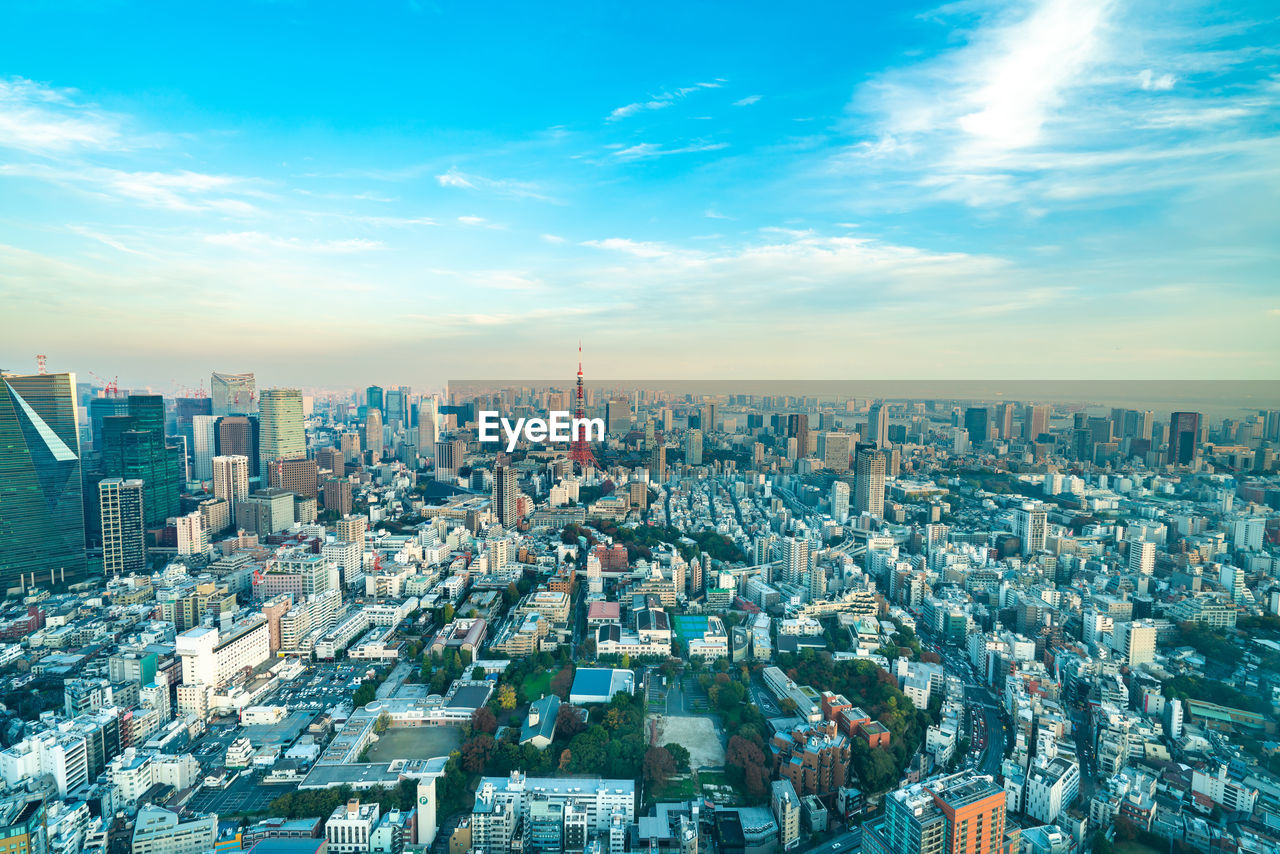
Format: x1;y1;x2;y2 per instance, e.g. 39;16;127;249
650;444;666;482
868;402;888;449
100;478;146;576
787;414;810;458
0;796;47;854
191;415;217;481
269;457;319;498
211;371;257;415
0;372;88;591
417;396;439;456
780;537;811;585
469;774;634;854
685;429;703;466
212;456;250;523
216;415;259;477
176;615;270;689
963;407;991;446
1168;411;1201;465
326;801;381;854
366;409;383;460
101;395;182;528
830;481;849;522
823;432;852;472
259;389;305;473
1023;405;1050;442
854;447;886;519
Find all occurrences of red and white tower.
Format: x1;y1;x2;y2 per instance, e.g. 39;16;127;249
567;342;599;471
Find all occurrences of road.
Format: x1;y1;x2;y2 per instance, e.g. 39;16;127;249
927;637;1010;776
802;827;862;854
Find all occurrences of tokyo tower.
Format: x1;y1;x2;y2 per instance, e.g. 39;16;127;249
567;342;599;470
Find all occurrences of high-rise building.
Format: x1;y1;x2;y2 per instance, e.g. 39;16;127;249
1013;503;1047;556
365;409;383;461
366;386;384;415
830;481;850;522
1168;411;1202;466
215;415;259;477
1023;405;1050;443
868;402;888;449
787;413;810;458
685;429;703;466
863;772;1006;854
854;447;886;519
384;387;409;428
211;456;250;523
174;396;212;477
823;432;852;471
1128;539;1156;576
0;372;88;591
268;457;319;498
492;464;518;528
606;400;631;436
650;444;667;482
417;396;439;456
780;537;811;585
963;407;991;446
435;438;465;481
258;389;305;473
340;432;362;464
101;395;183;528
99;478;146;576
995;402;1015;440
211;371;257;416
772;779;801;851
191;415;217;481
88;395;129;451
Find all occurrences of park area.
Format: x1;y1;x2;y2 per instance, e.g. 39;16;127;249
364;726;463;762
652;715;725;769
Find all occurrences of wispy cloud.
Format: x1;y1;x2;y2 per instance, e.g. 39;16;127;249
733;95;762;106
612;141;728;161
435;166;558;202
0;77;126;154
607;81;724;122
204;232;384;253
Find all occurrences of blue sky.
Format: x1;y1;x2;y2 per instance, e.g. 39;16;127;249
1;0;1277;388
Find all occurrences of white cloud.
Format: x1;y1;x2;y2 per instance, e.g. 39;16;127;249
612;141;728;161
733;95;762;106
435;166;557;202
0;77;125;154
1138;69;1177;91
581;237;683;259
607;81;725;122
204;232;384;253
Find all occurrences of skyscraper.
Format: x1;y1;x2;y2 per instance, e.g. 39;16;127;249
1128;539;1156;576
366;385;384;416
830;480;850;522
995;402;1015;440
174;396;212;476
823;432;852;471
787;413;810;458
211;371;256;416
216;415;259;477
854;447;886;519
492;464;518;528
868;402;888;449
0;372;88;590
1023;404;1050;443
780;537;810;585
365;408;383;461
259;388;305;473
963;407;991;446
685;429;703;466
99;478;146;576
212;456;250;522
1168;411;1202;466
191;415;217;481
417;396;439;457
650;444;667;482
101;395;183;528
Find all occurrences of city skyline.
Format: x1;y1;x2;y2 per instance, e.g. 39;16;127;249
2;0;1279;381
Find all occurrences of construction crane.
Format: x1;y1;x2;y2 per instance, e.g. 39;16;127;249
89;372;121;397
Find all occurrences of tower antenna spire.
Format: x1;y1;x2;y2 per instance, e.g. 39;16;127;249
568;343;598;471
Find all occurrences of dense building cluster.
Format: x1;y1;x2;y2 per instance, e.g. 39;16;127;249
1;369;1279;854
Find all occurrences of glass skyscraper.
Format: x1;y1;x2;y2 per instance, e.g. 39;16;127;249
0;372;88;591
100;395;183;528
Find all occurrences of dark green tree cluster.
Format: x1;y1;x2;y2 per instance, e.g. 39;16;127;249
420;647;473;694
774;652;930;793
351;666;392;708
270;779;419;819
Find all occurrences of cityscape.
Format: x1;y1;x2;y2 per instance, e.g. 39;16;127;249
1;366;1279;854
2;2;1280;854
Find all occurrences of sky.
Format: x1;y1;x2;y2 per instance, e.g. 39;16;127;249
0;0;1278;390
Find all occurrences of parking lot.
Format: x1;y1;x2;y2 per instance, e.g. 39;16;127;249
185;772;280;817
272;661;373;710
681;677;710;713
